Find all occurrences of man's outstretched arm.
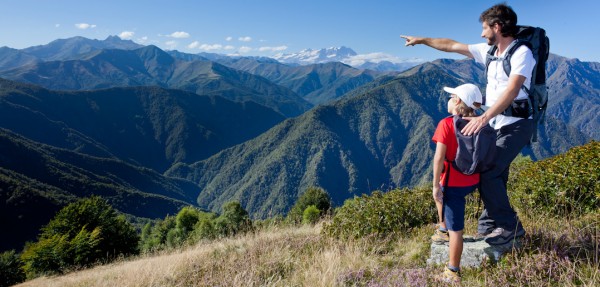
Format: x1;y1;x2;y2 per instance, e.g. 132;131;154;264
400;35;473;58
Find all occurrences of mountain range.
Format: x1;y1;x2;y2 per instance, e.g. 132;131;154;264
0;36;598;251
0;45;311;118
166;62;593;218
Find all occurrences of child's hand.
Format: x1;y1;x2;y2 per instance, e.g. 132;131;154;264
432;183;443;203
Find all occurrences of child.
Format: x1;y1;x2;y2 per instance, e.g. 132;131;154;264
431;83;482;283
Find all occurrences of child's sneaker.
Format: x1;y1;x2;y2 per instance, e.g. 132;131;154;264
435;266;461;284
431;228;449;244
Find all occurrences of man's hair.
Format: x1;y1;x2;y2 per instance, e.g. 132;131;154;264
479;3;518;37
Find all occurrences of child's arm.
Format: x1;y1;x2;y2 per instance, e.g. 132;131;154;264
432;142;447;203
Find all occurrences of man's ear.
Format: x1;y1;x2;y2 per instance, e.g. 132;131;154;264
492;23;502;33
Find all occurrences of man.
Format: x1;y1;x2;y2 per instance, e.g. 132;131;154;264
401;3;534;246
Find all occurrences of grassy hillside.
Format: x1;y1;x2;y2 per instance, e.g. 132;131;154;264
15;214;598;287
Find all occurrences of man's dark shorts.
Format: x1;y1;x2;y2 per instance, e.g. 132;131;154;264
443;185;477;231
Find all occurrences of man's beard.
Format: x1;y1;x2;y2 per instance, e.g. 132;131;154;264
487;34;497;46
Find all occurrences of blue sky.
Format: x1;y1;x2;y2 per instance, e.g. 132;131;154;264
1;0;598;62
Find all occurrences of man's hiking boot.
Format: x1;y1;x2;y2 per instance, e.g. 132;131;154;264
463;229;492;242
465;231;490;242
484;227;526;245
431;228;449;244
435;266;461;284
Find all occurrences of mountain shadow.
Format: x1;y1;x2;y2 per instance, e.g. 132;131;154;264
0;128;201;252
0;79;285;172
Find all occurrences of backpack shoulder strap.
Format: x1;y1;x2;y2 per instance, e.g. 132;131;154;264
502;40;528;77
484;46;497;78
483;45;498;106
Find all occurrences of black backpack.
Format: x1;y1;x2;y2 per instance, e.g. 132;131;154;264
449;115;497;176
485;25;550;142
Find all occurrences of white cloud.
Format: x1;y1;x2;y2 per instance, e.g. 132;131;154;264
258;45;288;52
75;23;96;29
342;52;425;67
55;24;60;28
238;36;252;42
225;36;233;41
239;46;253;53
199;44;223;51
169;31;190;38
165;40;178;50
119;31;135;40
187;41;200;49
188;42;230;51
137;36;149;44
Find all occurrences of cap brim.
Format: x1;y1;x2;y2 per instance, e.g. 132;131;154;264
443;87;455;94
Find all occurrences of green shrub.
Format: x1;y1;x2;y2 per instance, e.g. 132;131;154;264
0;250;26;287
214;201;253;237
302;205;321;225
139;216;176;252
509;141;600;217
287;187;331;224
323;187;436;239
193;216;218;240
21;196;139;277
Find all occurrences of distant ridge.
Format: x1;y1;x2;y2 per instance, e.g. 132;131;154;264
0;79;286;172
0;45;312;117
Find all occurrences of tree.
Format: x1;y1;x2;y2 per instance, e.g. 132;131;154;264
287;187;331;224
0;250;26;287
21;196;139;277
176;206;201;235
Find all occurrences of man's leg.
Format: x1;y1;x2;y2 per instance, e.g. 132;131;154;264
477;119;533;235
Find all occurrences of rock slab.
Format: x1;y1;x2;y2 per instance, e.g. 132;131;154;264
426;237;522;268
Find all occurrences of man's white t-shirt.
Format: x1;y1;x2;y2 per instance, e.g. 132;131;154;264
468;42;536;129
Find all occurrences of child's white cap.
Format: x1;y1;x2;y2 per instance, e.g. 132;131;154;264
443;84;482;109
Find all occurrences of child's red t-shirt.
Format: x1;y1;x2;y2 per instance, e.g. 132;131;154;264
432;117;480;187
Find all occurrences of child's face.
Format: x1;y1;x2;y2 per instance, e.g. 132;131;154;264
447;94;458;114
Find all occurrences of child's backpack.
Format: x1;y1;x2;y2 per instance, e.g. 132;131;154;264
485;25;550;142
451;115;497;175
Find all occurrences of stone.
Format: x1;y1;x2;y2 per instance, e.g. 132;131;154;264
426;236;522;268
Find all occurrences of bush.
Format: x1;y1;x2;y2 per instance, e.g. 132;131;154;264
214;201;253;237
193;216;218;240
0;250;26;287
139;216;176;252
21;196;139;277
287;187;331;224
509;141;600;217
323;187;436;239
302;205;321;225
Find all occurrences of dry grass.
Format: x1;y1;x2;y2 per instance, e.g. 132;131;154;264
16;223;423;287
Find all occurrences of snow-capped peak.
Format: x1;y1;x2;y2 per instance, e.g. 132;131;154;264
273;46;357;65
273;46;424;72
